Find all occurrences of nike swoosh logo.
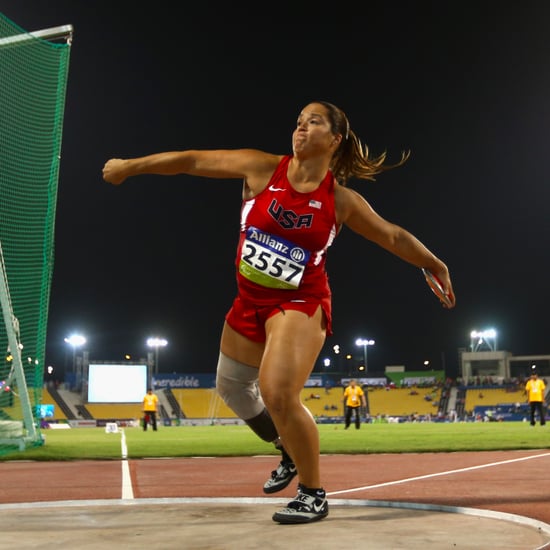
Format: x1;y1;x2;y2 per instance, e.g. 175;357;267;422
268;185;285;192
313;502;326;513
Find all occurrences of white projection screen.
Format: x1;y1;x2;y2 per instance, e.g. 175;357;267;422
88;364;147;403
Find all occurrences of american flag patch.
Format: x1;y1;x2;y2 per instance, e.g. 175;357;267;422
309;199;322;209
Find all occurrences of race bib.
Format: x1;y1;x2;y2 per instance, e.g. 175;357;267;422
239;226;310;289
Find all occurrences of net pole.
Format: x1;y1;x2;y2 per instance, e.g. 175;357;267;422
0;24;73;46
0;252;38;443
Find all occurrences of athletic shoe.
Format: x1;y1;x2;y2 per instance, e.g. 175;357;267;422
272;485;328;524
263;460;297;494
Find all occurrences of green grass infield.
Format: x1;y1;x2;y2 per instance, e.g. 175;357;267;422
0;421;547;461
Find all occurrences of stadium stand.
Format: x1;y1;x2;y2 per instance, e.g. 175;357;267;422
464;386;525;413
85;403;142;421
75;404;94;420
171;388;238;419
42;386;72;420
368;386;441;418
300;387;344;418
163;388;184;418
37;382;539;425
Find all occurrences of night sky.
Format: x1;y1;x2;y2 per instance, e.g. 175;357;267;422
2;2;549;379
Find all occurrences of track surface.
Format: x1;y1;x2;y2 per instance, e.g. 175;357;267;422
1;451;550;549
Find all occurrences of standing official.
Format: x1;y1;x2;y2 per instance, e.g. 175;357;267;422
343;379;367;429
143;388;159;431
525;372;546;426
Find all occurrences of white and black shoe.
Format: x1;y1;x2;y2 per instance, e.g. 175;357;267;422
263;460;297;494
272;485;328;524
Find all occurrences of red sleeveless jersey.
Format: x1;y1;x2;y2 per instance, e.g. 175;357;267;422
235;155;338;306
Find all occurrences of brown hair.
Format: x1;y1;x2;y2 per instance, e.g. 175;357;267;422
315;101;410;186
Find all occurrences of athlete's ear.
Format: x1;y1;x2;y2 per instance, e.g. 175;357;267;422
331;135;343;148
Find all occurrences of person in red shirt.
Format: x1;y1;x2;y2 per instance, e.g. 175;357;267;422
103;100;456;524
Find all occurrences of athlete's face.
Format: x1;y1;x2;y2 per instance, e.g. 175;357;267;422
292;103;341;157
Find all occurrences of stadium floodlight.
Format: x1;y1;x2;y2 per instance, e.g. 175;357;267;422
147;337;168;375
355;338;375;373
64;334;86;372
470;329;497;352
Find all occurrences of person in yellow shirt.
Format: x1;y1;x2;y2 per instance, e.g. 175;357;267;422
525;372;546;426
143;387;159;431
343;379;367;429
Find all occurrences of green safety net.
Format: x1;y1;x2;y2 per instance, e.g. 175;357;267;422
0;12;72;455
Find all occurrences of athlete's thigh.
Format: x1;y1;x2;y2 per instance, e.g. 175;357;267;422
260;306;326;391
220;320;265;367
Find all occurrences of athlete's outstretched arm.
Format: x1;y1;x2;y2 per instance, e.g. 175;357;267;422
336;185;455;307
102;149;281;190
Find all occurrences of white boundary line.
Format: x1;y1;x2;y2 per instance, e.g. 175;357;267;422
119;429;134;499
327;450;550;496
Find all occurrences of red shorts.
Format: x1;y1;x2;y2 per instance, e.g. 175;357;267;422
225;295;333;343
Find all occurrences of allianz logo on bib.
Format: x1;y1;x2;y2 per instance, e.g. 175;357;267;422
246;226;309;264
